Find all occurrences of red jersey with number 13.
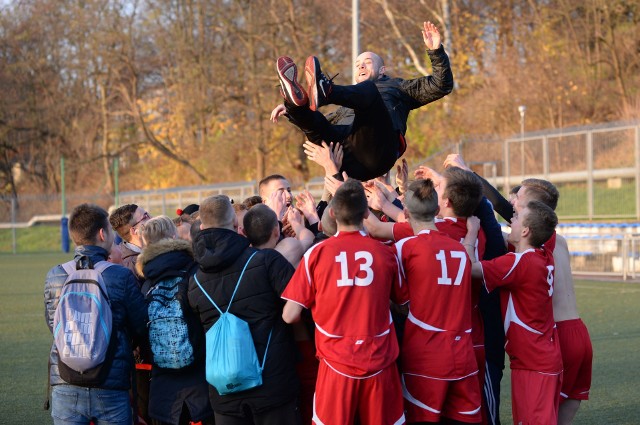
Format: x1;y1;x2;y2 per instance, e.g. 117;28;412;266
282;230;409;377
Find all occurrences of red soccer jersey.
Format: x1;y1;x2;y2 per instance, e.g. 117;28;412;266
395;229;478;379
394;218;486;346
480;247;562;374
393;217;486;259
282;230;409;377
392;221;413;241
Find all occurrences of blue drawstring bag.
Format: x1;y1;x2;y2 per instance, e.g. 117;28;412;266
193;251;272;395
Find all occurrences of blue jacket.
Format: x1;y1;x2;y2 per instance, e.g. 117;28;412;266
44;245;148;390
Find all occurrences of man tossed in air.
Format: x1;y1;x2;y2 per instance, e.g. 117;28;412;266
271;21;453;181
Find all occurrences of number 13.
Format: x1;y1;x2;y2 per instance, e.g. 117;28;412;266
335;251;374;287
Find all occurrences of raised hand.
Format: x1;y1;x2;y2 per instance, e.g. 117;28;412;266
414;165;443;186
443;154;471;172
324;172;348;197
422;21;442;50
332;142;343;172
365;182;387;212
270;104;287;123
286;207;305;235
265;190;288;221
304;140;340;176
295;190;319;225
466;216;481;234
395;158;409;195
373;180;397;203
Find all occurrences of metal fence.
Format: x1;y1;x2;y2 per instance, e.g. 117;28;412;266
418;121;640;220
559;226;640;281
117;181;258;218
3;121;640;273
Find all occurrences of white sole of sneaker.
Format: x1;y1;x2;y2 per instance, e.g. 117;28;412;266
277;58;307;106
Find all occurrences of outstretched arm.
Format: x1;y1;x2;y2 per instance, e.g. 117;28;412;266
444;153;514;222
400;21;453;106
463;216;484;279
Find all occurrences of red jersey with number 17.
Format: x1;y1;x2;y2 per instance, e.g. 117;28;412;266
394;218;486;347
282;230;409;377
480;246;562;374
395;229;477;379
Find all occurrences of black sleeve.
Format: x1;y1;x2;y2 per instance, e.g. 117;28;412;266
475;173;514;222
316;200;328;221
306;222;320;236
265;250;296;296
474;197;507;261
399;45;454;107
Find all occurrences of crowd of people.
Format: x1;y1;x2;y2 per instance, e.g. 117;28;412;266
44;20;592;425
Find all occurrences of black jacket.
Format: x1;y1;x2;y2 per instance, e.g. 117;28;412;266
187;228;299;414
329;45;454;136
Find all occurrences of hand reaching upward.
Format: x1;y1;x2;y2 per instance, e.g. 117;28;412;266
422;21;442;51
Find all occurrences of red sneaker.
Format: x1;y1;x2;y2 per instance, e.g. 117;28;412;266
276;56;308;107
305;56;336;111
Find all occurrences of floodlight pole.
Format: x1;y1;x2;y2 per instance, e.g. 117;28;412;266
352;0;359;85
61;157;69;253
519;105;526;177
114;157;119;207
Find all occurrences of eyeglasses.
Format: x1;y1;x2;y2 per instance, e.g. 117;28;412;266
131;212;150;230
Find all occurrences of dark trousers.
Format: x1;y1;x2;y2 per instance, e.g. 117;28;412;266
474;197;507;425
213;399;300;425
479;288;505;425
286;80;399;181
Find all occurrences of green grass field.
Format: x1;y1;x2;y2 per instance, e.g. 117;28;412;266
1;253;639;424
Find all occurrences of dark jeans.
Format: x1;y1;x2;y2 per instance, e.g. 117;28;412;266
286;80;400;181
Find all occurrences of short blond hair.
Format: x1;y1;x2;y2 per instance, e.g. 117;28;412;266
200;195;235;229
141;216;177;245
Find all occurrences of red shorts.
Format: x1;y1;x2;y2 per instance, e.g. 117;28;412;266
313;359;405;425
511;369;562;425
557;318;593;401
402;373;482;423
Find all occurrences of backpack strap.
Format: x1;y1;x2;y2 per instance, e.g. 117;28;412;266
226;251;258;313
93;260;114;274
194;250;258;315
60;259;113;276
259;328;273;371
60;260;76;276
193;275;223;315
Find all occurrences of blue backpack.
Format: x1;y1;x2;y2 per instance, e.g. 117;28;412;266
193;251;272;395
54;257;116;386
146;273;194;369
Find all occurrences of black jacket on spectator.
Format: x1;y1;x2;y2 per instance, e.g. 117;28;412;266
187;228;299;415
